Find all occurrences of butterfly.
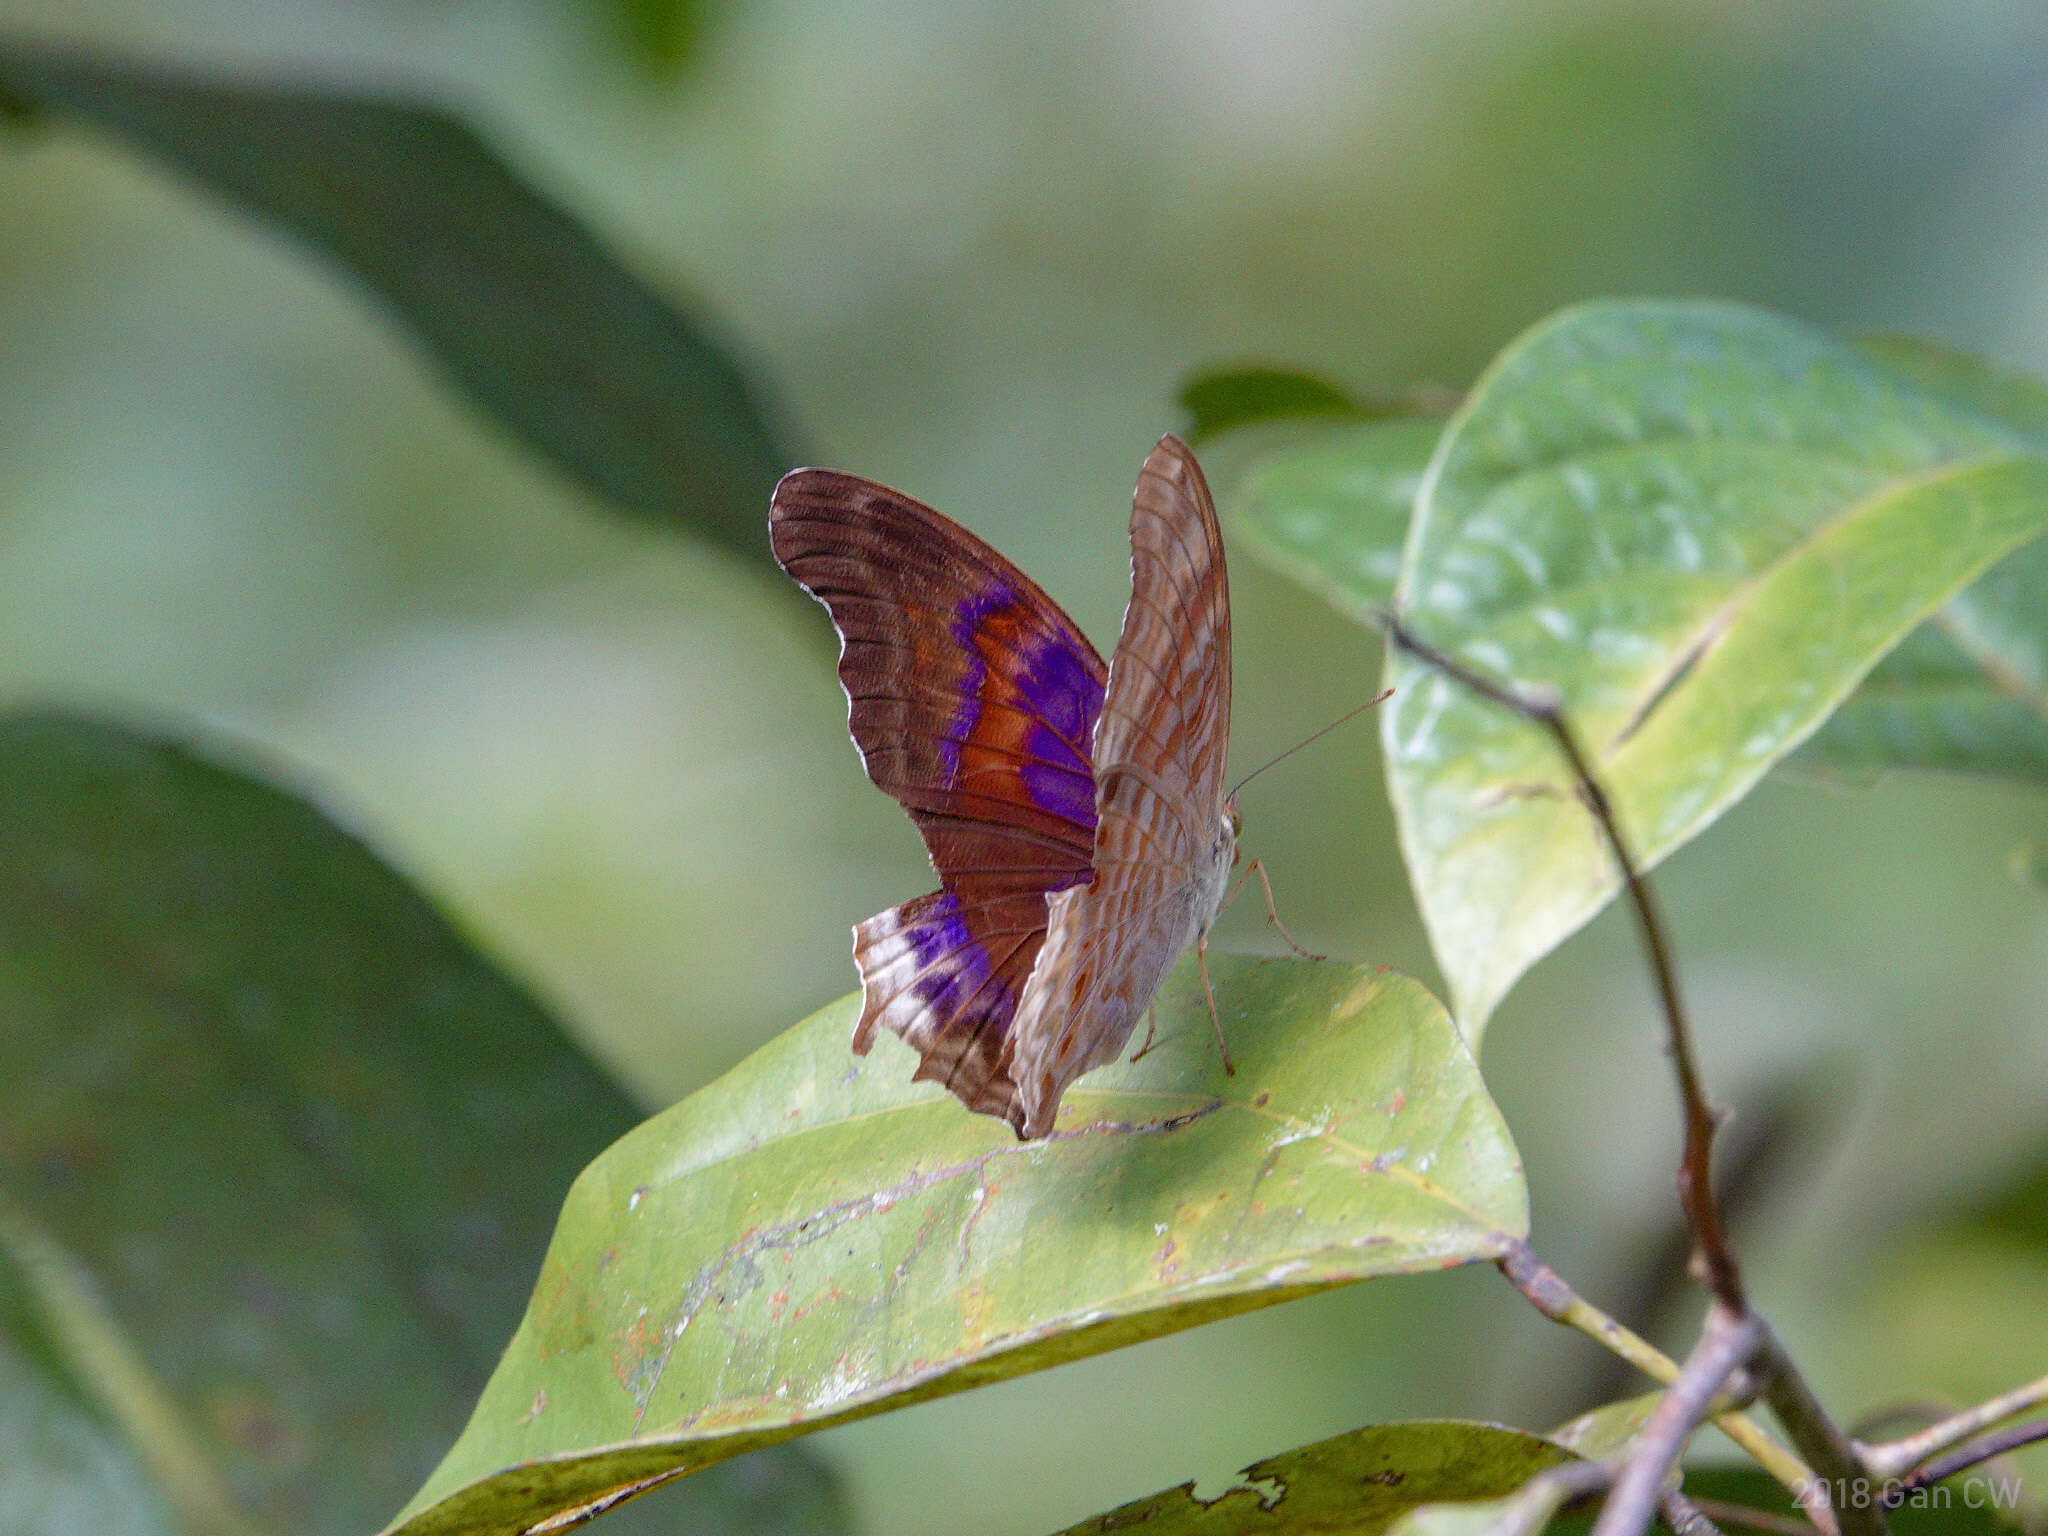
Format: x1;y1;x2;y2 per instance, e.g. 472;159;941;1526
769;435;1257;1140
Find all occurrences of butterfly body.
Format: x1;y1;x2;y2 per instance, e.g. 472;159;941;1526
770;436;1235;1140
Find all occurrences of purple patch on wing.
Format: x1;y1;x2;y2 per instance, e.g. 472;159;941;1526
1021;628;1104;751
942;579;1016;782
904;891;1016;1046
1017;627;1104;832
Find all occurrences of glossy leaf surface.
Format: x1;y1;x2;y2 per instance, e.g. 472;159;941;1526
1223;344;2048;789
1384;301;2048;1031
0;44;788;563
389;959;1527;1536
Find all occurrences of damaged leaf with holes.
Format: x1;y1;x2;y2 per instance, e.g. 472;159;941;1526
384;958;1527;1536
1048;1420;1578;1536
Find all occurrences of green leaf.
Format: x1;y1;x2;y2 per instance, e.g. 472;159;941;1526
1180;366;1380;443
604;0;723;79
1384;300;2048;1032
1048;1421;1573;1536
1548;1395;1661;1462
1795;335;2048;784
387;959;1527;1536
1802;621;2048;784
0;1210;182;1536
1386;1477;1594;1536
1229;418;1447;621
1220;340;2048;789
0;44;789;563
0;713;841;1536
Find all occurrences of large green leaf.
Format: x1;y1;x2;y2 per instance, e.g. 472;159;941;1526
0;713;841;1536
1384;301;2048;1032
1223;349;2048;788
1049;1421;1573;1536
388;958;1527;1536
0;44;788;563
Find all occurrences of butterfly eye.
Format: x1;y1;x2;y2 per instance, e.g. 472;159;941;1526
1224;795;1244;839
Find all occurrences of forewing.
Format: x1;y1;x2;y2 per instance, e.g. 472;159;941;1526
1007;436;1235;1138
1091;435;1233;841
771;470;1112;1131
770;470;1107;888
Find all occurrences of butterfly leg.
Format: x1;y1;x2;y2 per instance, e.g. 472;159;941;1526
1248;858;1323;961
1196;936;1236;1076
1219;858;1325;962
1131;1003;1161;1062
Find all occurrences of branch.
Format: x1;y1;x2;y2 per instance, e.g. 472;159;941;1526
1664;1492;1732;1536
1591;1309;1763;1536
1384;615;1744;1311
1753;1322;1890;1536
1494;1243;1810;1496
1861;1373;2048;1479
1881;1416;2048;1506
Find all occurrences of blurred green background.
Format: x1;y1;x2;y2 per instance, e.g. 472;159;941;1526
2;2;2045;1533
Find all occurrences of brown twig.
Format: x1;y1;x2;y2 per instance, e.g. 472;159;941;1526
1861;1373;2048;1479
1494;1241;1806;1494
1384;615;1744;1313
1583;1065;1839;1411
1664;1492;1732;1536
1881;1416;2048;1506
1590;1309;1764;1536
1383;617;1916;1536
1752;1322;1889;1536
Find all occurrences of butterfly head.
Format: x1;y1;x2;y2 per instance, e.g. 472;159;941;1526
1223;792;1243;854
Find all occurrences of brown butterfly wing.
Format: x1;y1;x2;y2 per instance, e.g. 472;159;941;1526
770;470;1111;1128
1005;435;1237;1138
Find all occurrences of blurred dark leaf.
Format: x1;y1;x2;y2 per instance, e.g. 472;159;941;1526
0;1211;184;1536
1050;1421;1575;1536
604;0;722;79
0;42;790;566
1961;1140;2048;1250
1179;366;1381;443
0;712;844;1536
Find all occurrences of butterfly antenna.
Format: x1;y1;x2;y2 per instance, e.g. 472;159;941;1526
1228;687;1394;799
